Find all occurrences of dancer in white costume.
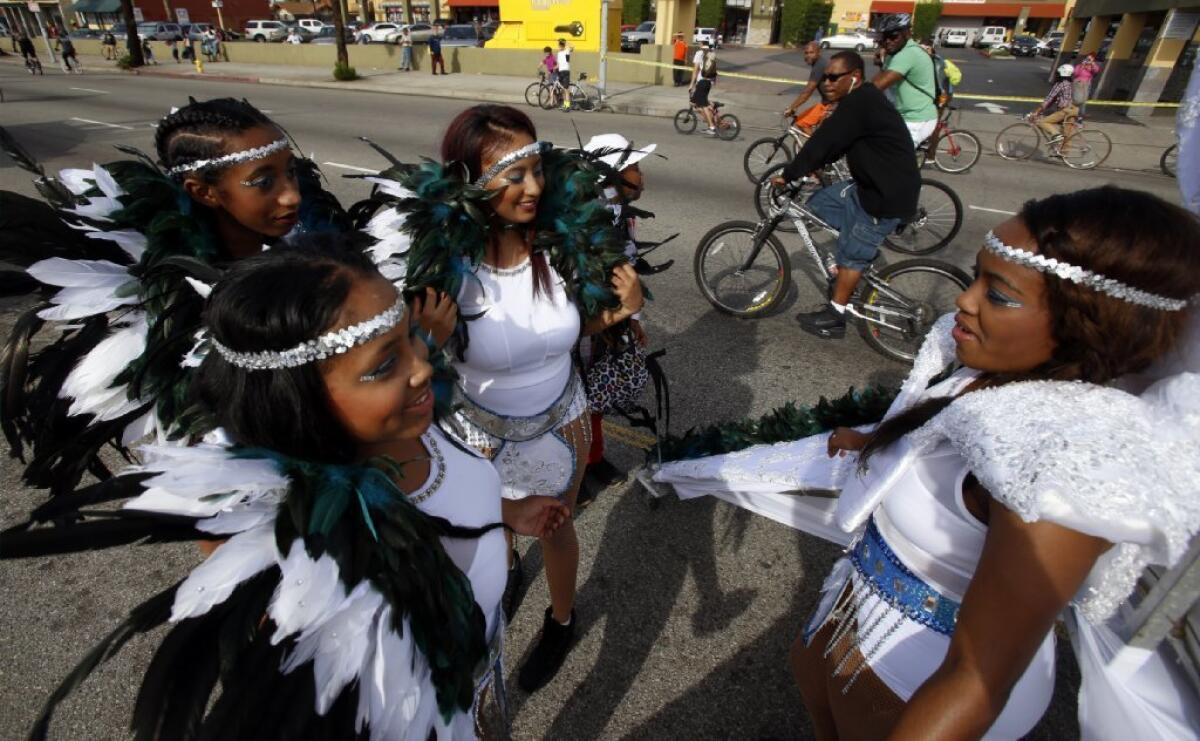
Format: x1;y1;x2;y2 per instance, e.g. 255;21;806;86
654;186;1200;738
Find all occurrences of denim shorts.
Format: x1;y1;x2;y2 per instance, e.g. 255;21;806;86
806;183;900;272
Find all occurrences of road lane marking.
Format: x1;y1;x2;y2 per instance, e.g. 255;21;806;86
70;117;134;130
969;205;1017;216
322;161;376;173
69;87;109;94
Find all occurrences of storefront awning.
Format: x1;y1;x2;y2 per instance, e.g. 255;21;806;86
72;0;122;14
870;2;1066;19
446;0;498;7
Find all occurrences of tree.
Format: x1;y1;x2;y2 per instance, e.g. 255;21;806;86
913;0;943;43
118;0;145;66
696;0;723;32
330;0;350;69
622;0;651;27
779;0;832;48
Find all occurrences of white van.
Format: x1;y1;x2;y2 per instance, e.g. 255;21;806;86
298;19;326;33
974;26;1007;48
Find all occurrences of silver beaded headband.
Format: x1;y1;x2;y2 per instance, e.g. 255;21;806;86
984;231;1188;312
210;296;407;370
473;140;552;187
166;138;291;177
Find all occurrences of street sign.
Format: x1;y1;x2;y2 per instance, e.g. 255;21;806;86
176;8;189;22
133;7;144;21
212;1;223;7
26;2;38;11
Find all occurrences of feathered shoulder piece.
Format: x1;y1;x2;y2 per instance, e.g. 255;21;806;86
1;440;495;740
0;130;348;496
358;146;629;321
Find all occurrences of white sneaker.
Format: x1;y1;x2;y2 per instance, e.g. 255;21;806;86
703;128;717;136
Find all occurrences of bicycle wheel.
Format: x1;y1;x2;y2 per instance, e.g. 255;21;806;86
743;137;794;183
674;108;697;134
1161;144;1178;177
538;84;556;110
932;129;982;173
884;179;963;256
753;164;801;233
857;259;971;363
995;122;1040;161
694;220;792;317
525;81;544;107
715;112;741;141
1060;128;1111;170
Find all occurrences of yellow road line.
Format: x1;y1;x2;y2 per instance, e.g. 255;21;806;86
607;56;1181;108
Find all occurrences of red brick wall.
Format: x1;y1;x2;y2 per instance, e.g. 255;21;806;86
135;0;269;31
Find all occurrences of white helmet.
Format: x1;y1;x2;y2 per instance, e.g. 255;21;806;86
1057;63;1075;77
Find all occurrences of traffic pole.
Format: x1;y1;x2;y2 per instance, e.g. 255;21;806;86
598;0;608;103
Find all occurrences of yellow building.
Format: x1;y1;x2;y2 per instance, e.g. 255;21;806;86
486;0;622;51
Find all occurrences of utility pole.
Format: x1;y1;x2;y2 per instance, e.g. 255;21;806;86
598;0;608;102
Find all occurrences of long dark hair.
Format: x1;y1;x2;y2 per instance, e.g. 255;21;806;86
194;232;381;463
861;186;1200;466
440;104;552;296
154;97;278;184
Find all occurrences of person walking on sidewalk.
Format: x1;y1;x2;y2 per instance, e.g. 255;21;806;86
101;30;116;60
429;25;446;74
56;32;81;73
784;41;831;135
872;14;938;147
1072;52;1101;116
672;32;688;86
166;33;180;63
141;37;158;64
398;26;413;71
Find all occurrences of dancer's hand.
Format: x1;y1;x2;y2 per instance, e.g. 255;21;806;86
827;427;870;458
503;496;571;538
412;288;457;348
611;263;644;318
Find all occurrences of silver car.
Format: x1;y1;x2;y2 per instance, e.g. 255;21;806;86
439;24;479;47
136;22;183;41
244;20;288;43
386;22;433;44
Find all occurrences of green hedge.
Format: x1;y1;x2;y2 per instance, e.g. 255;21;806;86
913;0;943;43
780;0;833;48
622;0;652;26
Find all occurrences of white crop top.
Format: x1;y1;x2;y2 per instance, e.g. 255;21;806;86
454;257;581;416
409;425;508;642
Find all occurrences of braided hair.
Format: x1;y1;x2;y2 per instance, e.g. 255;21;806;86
154;97;277;182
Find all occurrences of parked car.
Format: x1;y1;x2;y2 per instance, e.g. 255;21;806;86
620;24;636;33
282;21;315;41
182;22;212;41
973;25;1007;48
298;19;325;33
69;28;103;39
137;21;183;41
621;20;654;52
311;25;353;44
693;27;717;46
386;22;434;43
439;24;479;47
1010;35;1038;56
357;22;401;43
245;20;287;42
1036;30;1063;56
1040;37;1062;57
819;31;876;51
941;28;968;48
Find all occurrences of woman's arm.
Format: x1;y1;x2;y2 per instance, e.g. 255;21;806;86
889;493;1111;740
582;263;644;336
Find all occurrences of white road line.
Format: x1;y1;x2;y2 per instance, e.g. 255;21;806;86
70;117;134;131
322;161;376;173
968;205;1017;216
69;87;109;94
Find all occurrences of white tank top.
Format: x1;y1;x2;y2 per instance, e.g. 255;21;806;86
855;370;1056;739
409;425;508;642
454;257;581;416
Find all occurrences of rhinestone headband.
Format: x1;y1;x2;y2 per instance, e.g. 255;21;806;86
166;138;291;177
984;231;1188;312
473;141;552;187
210;296;407;370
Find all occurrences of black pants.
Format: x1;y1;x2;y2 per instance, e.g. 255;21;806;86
673;59;687;86
430;52;445;74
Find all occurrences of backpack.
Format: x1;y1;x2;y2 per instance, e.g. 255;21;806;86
701;51;717;79
943;59;962;86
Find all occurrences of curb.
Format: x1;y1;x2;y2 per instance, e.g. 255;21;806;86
132;68;261;85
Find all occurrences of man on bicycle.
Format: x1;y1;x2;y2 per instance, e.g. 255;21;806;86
689;40;720;135
872;14;939;147
783;42;831;135
771;51;920;339
1031;64;1079;150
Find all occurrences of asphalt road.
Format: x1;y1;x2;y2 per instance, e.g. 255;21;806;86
0;62;1186;740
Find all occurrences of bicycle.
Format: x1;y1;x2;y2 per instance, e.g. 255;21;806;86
995;113;1112;170
674;101;741;141
743;114;809;183
916;107;981;174
538;72;604;112
693;183;970;362
1161;143;1177;178
24;54;43;75
753;162;963;256
525;70;551;107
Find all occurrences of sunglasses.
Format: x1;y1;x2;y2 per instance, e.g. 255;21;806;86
821;70;854;83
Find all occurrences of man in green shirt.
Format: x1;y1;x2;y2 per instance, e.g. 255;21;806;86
872;14;938;147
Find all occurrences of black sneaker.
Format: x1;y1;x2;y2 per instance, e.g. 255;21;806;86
502;549;523;623
796;306;846;339
517;607;576;693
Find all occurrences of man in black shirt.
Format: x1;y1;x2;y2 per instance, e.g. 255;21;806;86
773;50;920;339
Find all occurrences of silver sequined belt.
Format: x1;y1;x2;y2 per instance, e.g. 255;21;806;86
453;372;582;442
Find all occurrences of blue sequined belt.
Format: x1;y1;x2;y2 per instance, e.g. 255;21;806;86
849;519;961;636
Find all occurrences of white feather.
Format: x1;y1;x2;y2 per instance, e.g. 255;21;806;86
121;409;158;447
269;540;346;643
66;197;119;222
37;290;135;321
169;526;278;621
28;258;131;288
57;168;95;195
61;315;148;421
91;164;125;199
125;444;289;518
196;499;280;535
282;581;384;714
361;605;441;741
184;277;212;298
87;229;147;261
362;178;414;200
